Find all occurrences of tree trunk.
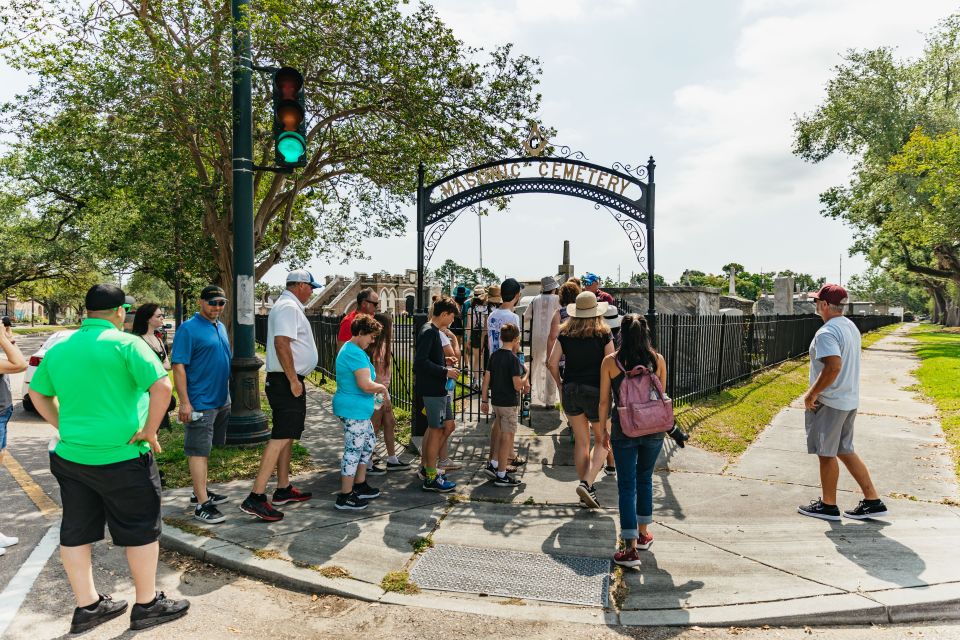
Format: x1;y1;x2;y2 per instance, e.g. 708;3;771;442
46;300;59;325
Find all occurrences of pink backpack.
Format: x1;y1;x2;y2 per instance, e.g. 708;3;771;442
615;358;674;437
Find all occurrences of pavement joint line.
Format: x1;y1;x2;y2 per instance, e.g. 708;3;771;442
655;521;849;595
0;524;61;637
3;453;60;518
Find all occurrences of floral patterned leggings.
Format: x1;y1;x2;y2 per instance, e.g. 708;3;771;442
339;417;375;477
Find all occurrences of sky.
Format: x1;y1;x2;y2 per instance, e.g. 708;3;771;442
1;0;955;289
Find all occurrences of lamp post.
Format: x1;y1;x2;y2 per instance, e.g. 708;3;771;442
228;0;269;444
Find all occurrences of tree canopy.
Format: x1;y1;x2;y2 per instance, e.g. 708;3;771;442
0;0;543;325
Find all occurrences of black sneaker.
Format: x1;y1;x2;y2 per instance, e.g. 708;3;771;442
335;491;369;510
272;484;312;505
603;465;616;477
576;481;599;509
366;462;387;476
483;462;498;479
844;499;889;520
129;591;190;630
70;594;128;634
386;459;411;471
194;500;226;524
417;465;427;480
353;481;381;500
239;493;284;522
190;491;228;505
493;473;522;487
798;497;841;521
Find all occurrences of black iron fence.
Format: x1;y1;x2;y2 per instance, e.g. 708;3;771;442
255;310;898;416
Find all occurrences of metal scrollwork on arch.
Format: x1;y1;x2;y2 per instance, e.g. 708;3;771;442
596;203;646;266
423;211;465;269
611;161;648;182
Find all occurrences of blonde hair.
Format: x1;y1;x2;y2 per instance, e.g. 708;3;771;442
559;315;610;339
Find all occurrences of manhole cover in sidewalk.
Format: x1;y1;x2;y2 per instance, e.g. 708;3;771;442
408;544;610;607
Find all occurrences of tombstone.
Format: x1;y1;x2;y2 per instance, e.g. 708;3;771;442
728;266;737;296
774;276;794;315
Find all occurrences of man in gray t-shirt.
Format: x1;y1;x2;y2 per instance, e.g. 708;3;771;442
798;284;888;522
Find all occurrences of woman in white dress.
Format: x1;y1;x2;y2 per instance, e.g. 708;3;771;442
523;276;560;408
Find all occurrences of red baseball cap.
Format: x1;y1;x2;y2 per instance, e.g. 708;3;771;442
812;284;848;305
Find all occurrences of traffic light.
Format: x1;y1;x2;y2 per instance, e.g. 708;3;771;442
272;67;307;168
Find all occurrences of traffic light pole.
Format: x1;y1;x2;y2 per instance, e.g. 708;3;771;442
227;0;269;444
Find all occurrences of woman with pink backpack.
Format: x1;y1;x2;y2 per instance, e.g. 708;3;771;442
597;314;687;568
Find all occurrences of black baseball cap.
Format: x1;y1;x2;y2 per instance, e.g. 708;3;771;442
86;284;126;311
501;278;522;302
200;285;227;301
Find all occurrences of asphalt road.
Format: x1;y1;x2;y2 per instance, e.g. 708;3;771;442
4;332;960;638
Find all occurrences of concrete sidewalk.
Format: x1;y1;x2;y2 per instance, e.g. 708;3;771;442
160;324;960;626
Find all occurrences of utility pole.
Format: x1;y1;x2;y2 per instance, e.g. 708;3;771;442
228;0;269;444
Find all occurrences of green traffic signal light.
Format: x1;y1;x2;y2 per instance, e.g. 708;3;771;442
277;131;306;164
272;67;307;168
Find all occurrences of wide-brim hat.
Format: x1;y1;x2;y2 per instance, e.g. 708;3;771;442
567;291;608;318
602;305;622;329
473;286;487;300
485;285;502;304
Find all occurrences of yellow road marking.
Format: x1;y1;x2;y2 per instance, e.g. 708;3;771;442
3;454;60;518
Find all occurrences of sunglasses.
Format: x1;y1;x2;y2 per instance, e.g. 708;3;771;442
118;303;132;312
206;299;228;307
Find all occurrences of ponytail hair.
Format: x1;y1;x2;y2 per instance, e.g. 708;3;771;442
616;314;657;370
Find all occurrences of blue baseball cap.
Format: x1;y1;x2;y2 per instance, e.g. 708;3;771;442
581;272;601;286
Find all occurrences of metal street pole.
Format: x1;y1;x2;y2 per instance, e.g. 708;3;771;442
228;0;269;444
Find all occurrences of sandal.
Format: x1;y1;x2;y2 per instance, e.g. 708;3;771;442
509;456;527;467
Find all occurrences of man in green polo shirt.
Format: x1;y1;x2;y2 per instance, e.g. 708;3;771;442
29;284;190;634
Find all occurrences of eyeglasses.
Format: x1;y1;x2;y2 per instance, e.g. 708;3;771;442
206;299;228;307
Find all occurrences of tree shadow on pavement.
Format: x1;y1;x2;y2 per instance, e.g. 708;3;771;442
824;519;926;588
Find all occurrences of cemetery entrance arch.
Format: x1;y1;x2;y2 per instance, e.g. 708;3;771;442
416;131;657;326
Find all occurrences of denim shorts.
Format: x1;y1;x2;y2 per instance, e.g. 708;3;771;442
0;405;12;451
561;383;601;422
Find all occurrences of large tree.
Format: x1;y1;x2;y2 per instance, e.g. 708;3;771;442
792;16;960;321
0;0;542;327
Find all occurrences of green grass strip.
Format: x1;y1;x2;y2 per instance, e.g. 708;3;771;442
909;324;960;481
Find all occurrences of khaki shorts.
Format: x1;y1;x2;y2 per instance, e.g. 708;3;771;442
493;405;519;434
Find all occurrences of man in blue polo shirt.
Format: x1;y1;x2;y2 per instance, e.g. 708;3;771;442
172;285;233;524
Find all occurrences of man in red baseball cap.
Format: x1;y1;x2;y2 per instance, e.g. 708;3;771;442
798;284;888;522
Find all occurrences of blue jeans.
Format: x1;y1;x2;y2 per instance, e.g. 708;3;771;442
0;405;12;451
611;435;664;540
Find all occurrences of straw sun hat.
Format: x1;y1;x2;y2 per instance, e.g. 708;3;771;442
566;291;609;318
485;285;503;304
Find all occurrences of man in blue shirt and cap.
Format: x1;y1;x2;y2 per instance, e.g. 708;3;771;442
171;285;233;524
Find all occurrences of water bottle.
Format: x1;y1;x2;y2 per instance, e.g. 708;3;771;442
190;411;203;422
445;377;455;393
374;392;384;410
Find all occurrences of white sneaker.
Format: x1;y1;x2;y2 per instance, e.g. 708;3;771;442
0;534;18;548
439;458;462;471
0;547;5;557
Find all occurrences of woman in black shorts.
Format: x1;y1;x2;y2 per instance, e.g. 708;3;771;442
547;291;613;509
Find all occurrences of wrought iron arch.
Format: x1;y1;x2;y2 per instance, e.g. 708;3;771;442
415;153;657;325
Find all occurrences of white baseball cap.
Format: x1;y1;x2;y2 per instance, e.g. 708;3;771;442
286;269;321;289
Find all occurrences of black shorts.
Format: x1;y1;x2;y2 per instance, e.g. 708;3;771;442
561;382;601;423
50;451;162;547
265;372;307;440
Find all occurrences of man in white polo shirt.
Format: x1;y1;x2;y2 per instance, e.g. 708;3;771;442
240;270;319;521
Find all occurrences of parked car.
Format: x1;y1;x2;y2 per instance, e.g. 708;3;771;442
21;330;77;412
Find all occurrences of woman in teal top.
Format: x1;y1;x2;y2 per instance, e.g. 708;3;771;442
333;314;388;511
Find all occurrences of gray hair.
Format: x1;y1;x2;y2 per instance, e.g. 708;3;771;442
827;302;845;313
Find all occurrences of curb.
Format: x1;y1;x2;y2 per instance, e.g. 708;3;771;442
160;526;960;627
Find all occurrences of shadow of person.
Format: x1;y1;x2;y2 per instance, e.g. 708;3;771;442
607;550;705;637
652;469;686;522
823;519;927;588
541;509;617;561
